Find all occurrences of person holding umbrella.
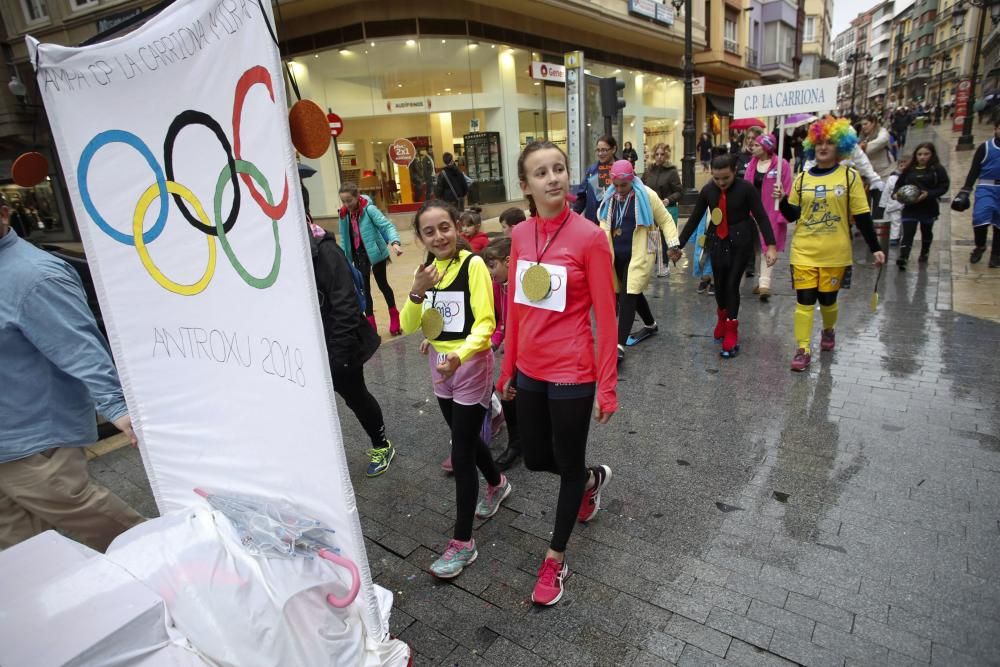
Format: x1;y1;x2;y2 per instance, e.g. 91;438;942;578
743;133;792;301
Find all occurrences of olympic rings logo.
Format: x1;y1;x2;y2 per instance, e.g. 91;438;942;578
77;65;290;296
435;301;463;323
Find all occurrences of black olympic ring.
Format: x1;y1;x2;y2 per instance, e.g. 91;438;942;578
164;109;240;236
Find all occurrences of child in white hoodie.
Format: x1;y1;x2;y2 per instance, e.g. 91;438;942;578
880;154;911;246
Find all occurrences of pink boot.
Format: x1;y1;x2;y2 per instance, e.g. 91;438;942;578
366;314;378;333
388;307;402;336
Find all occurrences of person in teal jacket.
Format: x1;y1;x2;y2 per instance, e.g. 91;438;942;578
338;182;404;335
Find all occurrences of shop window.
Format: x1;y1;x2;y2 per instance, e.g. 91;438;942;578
1;180;65;238
69;0;98;11
20;0;49;23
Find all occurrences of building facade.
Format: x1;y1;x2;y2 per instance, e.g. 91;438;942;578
1;0;764;229
758;0;800;83
799;0;837;79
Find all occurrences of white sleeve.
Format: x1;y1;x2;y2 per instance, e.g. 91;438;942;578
851;146;883;190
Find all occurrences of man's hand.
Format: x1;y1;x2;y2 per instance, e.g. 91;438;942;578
872;250;886;266
112;414;138;448
667;247;683;264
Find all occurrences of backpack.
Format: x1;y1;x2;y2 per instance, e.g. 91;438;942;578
319;236;367;313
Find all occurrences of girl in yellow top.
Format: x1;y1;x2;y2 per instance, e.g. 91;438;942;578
776;117;886;372
401;200;511;579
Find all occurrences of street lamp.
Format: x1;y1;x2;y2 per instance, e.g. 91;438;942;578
935;53;952;120
671;0;698;204
847;52;871;118
952;0;1000;150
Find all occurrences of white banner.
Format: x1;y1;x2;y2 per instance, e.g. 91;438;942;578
28;0;400;661
733;77;839;119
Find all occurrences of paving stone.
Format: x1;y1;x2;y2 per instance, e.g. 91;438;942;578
784;593;855;634
705;608;774;651
767;631;846;667
631;650;677;667
725;639;798;667
811;624;889;664
677;643;735;666
665;615;733;658
851;614;932;662
397;621;458;663
482;637;551;667
746;599;815;640
724;572;790;609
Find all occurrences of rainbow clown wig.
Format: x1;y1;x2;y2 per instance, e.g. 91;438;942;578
802;116;859;161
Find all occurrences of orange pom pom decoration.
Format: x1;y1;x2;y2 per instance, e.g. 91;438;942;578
289;99;330;159
12;152;49;188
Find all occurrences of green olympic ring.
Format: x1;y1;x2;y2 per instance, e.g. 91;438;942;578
214;159;281;289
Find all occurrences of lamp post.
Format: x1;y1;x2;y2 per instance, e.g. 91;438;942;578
672;0;698;203
847;51;868;118
935;53;952;121
952;0;1000;150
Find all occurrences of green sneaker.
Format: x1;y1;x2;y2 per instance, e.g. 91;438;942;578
475;475;511;519
429;539;477;579
366;443;395;477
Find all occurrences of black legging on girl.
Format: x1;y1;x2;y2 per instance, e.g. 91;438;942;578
515;372;595;553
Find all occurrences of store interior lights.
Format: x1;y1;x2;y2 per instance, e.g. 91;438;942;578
405;39;416;46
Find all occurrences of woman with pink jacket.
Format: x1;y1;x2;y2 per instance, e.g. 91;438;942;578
743;133;792;301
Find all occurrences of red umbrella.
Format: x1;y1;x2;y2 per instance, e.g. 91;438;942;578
730;117;767;131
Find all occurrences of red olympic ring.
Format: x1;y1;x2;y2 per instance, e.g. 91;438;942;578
233;66;289;220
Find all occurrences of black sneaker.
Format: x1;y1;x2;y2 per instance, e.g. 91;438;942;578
707;283;716;296
970;246;986;264
697;279;710;294
896;258;907;271
991;254;1000;269
494;445;521;471
918;253;929;264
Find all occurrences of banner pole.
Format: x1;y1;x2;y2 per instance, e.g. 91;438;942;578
774;115;785;212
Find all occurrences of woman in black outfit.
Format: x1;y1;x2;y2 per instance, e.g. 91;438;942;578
892;141;950;269
697;133;713;172
311;228;397;477
676;155;777;358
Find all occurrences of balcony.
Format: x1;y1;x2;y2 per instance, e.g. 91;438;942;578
746;47;759;69
724;38;740;54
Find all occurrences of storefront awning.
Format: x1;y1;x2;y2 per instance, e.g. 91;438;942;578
707;94;734;116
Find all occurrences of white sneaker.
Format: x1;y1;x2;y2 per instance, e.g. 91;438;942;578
657;264;671;277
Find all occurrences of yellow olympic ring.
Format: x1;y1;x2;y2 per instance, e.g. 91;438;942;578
133;180;217;296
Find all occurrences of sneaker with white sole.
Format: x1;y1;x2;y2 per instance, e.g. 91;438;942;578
532;557;569;606
577;465;612;522
429;539;477;579
475;475;512;519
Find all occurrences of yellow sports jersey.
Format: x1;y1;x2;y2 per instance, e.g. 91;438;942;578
788;165;870;268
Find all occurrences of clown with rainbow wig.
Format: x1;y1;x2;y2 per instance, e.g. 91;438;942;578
775;117;887;372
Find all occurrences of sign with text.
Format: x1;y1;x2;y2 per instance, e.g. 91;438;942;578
386;97;432;113
733;77;838;119
654;3;675;25
327;111;343;137
628;0;658;19
389;137;416;166
530;61;565;83
692;76;705;95
952;79;971;134
565;51;585;185
27;0;397;656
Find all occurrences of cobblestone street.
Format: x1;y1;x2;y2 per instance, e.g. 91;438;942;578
89;124;1000;666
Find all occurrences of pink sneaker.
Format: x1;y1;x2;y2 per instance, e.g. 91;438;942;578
577;465;612;522
532;557;568;606
441;454;453;473
790;348;812;372
820;329;836;352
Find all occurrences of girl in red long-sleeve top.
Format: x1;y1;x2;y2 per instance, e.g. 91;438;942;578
497;141;618;607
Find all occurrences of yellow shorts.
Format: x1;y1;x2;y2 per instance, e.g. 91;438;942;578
791;265;846;292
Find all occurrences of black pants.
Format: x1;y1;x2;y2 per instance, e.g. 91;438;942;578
973;225;1000;254
614;254;654;346
332;364;388;449
900;219;934;259
709;232;754;319
516;373;594;553
501;398;519;449
438;398;501;542
355;254;396;316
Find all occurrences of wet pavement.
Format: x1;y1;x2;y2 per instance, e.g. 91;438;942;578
89;126;1000;666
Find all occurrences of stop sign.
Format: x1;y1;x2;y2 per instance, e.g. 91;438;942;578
327;112;344;137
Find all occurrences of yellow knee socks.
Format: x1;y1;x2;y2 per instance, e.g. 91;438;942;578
820;302;839;331
794;303;814;349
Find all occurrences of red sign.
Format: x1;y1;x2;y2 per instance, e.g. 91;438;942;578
389;138;416;166
952;79;971;133
327;112;344;137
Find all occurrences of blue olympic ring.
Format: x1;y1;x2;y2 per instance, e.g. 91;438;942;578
78;130;168;246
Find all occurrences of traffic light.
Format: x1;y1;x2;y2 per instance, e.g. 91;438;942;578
599;77;626;118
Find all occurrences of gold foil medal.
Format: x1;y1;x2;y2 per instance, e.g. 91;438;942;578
421;307;445;339
522;263;552;302
710;208;723;226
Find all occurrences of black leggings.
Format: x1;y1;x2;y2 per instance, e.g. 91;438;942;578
614;254;655;345
358;256;396;316
973;225;1000;254
438;398;501;542
796;288;839;307
516;373;594;553
332;364;388;449
501;398;519;448
710;236;754;318
900;220;934;258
